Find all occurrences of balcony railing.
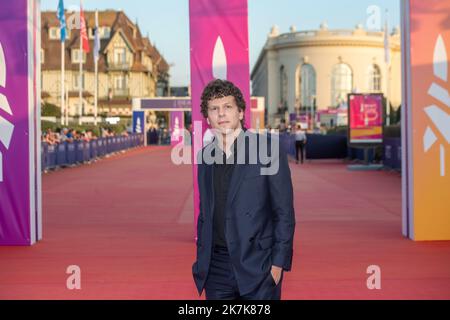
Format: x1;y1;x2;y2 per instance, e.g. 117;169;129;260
112;88;129;98
108;62;130;71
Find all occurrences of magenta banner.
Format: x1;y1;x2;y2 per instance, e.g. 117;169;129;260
348;94;384;145
189;0;250;237
170;111;184;146
0;0;42;245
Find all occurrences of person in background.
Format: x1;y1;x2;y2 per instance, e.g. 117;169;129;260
294;124;307;164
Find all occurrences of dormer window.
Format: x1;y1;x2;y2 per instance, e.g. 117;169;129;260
102;27;111;39
72;49;86;63
49;27;60;40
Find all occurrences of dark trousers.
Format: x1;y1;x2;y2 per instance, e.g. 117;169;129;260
295;141;305;163
204;246;283;300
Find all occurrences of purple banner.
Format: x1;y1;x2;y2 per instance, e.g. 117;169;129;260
0;0;41;245
141;98;191;110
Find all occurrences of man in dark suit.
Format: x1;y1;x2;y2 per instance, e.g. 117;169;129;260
192;79;296;300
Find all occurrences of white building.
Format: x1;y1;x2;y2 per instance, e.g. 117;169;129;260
251;23;401;126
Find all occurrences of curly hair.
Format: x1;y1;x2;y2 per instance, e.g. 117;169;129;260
200;79;246;121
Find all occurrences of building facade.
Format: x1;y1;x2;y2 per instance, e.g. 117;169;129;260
251;23;401;126
41;10;170;117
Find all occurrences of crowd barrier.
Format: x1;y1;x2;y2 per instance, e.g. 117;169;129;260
279;133;347;160
279;132;401;170
41;134;144;171
383;138;402;170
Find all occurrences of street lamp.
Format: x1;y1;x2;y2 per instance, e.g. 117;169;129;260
167;62;175;97
310;95;316;131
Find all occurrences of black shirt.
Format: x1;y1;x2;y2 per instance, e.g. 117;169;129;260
212;134;240;248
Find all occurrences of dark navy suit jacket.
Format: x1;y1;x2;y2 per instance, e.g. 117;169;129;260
192;131;296;296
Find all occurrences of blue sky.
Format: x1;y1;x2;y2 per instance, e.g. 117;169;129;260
42;0;400;86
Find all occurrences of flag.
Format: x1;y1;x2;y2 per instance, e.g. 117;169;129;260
80;3;90;53
384;15;390;65
93;10;100;62
56;0;66;42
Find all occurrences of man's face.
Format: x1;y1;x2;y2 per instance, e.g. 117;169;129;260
206;95;243;135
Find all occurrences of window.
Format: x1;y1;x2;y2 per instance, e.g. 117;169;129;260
367;64;382;92
279;65;288;108
49;27;60;40
331;63;353;107
113;48;126;65
40;49;44;64
300;64;316;108
114;75;126;90
72;49;86;63
101;27;111;39
73;73;85;90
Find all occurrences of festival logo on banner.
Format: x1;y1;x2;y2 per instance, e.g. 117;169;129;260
0;42;14;182
132;111;145;134
405;0;450;240
212;36;227;80
423;35;450;177
135;117;142;133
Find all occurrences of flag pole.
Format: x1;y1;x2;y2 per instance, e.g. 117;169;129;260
94;53;98;126
78;1;83;125
94;10;98;126
386;61;391;126
66;84;69;125
61;39;65;126
57;0;66;126
385;10;391;126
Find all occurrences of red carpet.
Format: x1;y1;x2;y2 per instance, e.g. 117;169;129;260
0;147;449;299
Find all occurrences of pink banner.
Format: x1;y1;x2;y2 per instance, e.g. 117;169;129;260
170;111;184;146
189;0;250;237
348;94;383;144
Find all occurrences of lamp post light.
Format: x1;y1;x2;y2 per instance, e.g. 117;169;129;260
310;95;316;131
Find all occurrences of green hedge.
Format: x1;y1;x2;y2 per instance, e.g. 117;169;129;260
41;103;61;117
326;126;348;136
41;121;128;137
325;125;401;138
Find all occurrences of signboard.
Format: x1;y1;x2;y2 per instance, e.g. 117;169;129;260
140;98;191;111
348;94;384;145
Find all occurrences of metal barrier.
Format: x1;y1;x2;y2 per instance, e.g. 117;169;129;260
279;133;348;160
279;132;401;169
383;138;401;170
41;134;144;171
